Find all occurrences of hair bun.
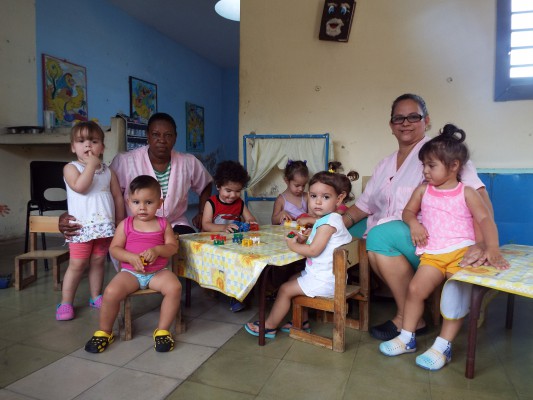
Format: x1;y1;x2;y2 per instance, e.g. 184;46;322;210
440;123;466;143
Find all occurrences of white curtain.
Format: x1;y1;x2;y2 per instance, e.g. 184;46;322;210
247;137;329;191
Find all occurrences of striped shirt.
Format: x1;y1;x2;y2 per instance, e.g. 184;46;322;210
154;163;171;198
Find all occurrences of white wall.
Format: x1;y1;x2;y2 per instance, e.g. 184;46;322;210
240;0;533;198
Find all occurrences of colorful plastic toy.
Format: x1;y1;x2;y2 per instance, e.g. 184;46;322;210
287;231;296;238
242;238;253;247
232;233;244;244
249;222;259;231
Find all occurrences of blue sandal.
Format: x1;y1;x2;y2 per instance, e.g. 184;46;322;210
244;321;276;339
280;320;311;333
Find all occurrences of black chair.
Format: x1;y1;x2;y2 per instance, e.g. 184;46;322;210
25;161;69;268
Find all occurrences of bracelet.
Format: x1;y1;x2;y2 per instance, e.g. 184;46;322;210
345;212;356;226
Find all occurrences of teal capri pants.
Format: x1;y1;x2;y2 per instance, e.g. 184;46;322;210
348;219;420;270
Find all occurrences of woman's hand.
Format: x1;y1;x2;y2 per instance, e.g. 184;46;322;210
58;212;82;239
459;243;488;267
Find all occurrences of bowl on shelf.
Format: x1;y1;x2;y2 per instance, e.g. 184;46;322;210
6;126;44;134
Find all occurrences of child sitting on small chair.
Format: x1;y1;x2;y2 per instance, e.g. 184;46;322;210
84;175;180;353
245;170;353;337
201;160;257;312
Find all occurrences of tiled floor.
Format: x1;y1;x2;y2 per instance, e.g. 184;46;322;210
0;235;532;399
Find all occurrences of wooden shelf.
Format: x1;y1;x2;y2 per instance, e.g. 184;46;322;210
0;129;71;145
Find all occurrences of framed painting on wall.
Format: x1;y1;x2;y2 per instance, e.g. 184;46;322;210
129;76;157;123
185;102;205;152
42;54;88;127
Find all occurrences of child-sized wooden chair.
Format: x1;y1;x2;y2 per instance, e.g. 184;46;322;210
117;252;186;340
15;215;69;291
290;238;369;352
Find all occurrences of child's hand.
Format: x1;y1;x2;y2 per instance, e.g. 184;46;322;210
485;248;511;270
279;212;292;224
225;223;239;233
0;204;10;217
409;222;429;247
140;248;158;265
285;235;298;250
297;216;315;227
126;254;145;273
85;151;101;169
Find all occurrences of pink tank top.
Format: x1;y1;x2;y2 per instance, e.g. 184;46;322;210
417;182;476;255
122;216;168;272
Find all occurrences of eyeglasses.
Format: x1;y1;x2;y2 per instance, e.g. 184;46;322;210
390;114;424;125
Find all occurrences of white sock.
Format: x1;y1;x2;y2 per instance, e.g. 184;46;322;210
398;329;415;344
432;336;451;354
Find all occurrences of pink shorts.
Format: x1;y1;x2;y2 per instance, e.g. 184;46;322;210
69;237;112;259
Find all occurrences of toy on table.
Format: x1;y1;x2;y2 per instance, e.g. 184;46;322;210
249;222;259;231
232;233;244;244
211;234;226;245
287;231;296;238
284;220;300;229
242;238;253;247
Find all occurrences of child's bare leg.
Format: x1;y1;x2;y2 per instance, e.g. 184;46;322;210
61;258;89;304
148;270;182;330
99;272;139;333
402;265;444;333
439;318;463;342
88;254;106;299
265;277;305;329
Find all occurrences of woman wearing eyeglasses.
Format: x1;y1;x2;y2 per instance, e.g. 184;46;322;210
341;93;491;341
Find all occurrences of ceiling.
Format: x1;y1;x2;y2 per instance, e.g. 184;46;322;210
108;0;240;68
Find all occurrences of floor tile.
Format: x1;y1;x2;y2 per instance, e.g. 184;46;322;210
220;328;294;359
166;380;255;400
73;367;181;400
343;369;431;400
259;359;350;400
0;344;64;387
176;318;241;347
429;384;519;400
188;348;281;395
0;389;35;399
6;356;117;400
125;341;217;380
198;300;259;324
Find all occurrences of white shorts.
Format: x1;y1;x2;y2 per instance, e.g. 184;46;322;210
297;270;335;298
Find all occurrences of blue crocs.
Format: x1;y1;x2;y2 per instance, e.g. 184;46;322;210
379;336;417;356
230;298;246;312
416;346;452;371
244;321;276;339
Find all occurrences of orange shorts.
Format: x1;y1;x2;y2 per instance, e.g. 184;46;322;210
68;237;112;259
418;247;468;277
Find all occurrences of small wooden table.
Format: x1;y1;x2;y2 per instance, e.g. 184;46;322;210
176;225;304;345
443;244;533;378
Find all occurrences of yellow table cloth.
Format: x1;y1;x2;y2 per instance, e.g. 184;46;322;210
442;244;533;319
176;225;304;301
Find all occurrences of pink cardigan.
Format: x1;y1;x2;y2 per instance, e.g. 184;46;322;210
110;146;212;228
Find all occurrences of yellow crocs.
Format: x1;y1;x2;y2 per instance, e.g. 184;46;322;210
153;329;174;352
85;330;114;353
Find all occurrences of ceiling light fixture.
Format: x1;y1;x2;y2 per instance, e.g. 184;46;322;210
215;0;240;22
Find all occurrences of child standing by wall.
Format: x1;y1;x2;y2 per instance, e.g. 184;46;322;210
202;160;257;312
57;122;124;321
271;160;309;224
85;175;180;353
379;124;510;370
245;170;353;337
